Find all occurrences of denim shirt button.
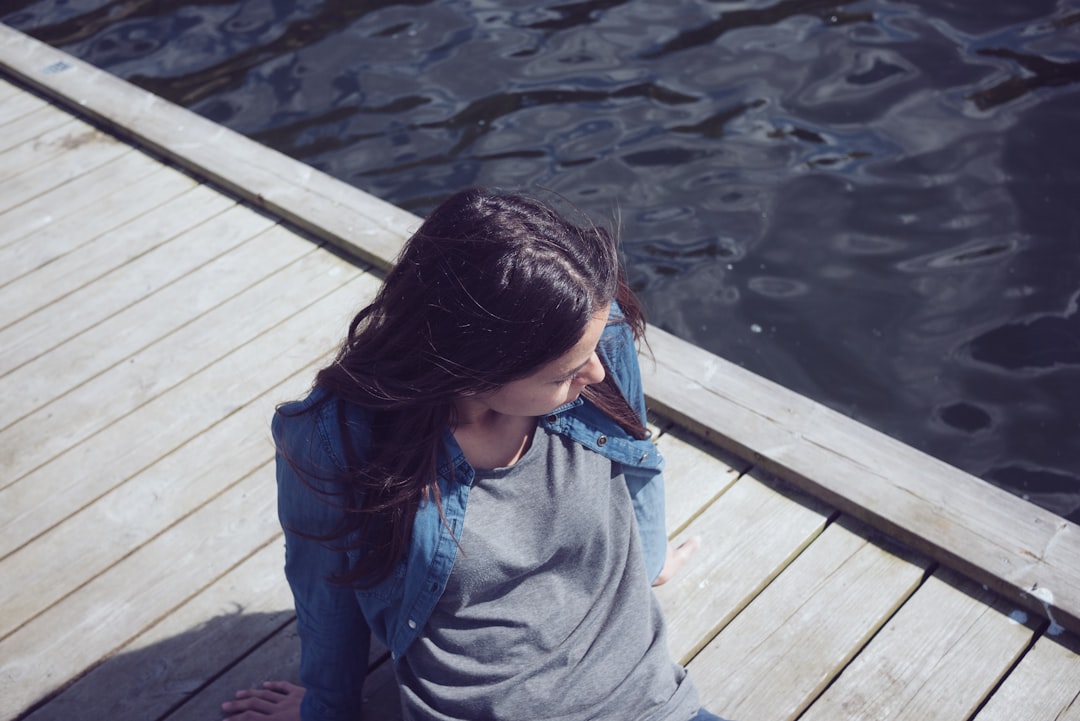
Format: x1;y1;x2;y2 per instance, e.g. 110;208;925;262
545;414;557;424
640;452;648;462
408;619;417;629
596;434;607;447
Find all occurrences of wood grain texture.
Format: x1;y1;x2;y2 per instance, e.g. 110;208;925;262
799;569;1037;721
974;632;1080;721
0;178;226;342
654;473;833;664
0;125;128;214
0;271;379;608
0;164;198;287
0;25;419;271
164;621;397;721
0;146;169;249
653;423;744;536
0;98;74;153
0;115;82;181
0;202;269;380
1;222;312;447
0;81;45;123
640;324;1080;636
0;462;282;716
20;540;296;721
0;248;371;562
691;517;929;721
0;77;20;101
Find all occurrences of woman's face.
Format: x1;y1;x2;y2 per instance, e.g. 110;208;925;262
464;306;610;419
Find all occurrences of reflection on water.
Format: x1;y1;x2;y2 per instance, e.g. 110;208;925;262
969;292;1080;371
5;0;1079;519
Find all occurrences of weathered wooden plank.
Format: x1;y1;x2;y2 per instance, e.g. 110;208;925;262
0;272;381;638
654;424;746;537
640;325;1080;636
0;115;88;182
0;203;307;429
165;622;304;721
690;517;930;721
0;216;305;427
0;202;269;381
654;473;834;664
0;461;281;721
974;632;1080;721
0;25;419;271
799;569;1037;721
0;102;76;153
0;223;315;496
0;178;226;338
0;81;46;123
0;125;129;214
19;539;296;721
19;533;391;721
0;148;163;248
0;241;364;558
171;627;388;721
0;77;20;102
0;383;283;642
163;624;401;721
0;163;198;288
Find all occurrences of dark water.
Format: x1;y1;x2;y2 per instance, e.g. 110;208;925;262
5;0;1079;520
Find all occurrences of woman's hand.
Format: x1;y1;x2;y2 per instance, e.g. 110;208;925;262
652;537;701;586
221;680;305;720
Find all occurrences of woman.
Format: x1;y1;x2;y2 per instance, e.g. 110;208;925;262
222;188;724;721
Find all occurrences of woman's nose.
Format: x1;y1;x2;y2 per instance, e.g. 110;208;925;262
574;352;605;386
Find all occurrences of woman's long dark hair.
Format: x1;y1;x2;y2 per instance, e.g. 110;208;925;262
288;188;647;587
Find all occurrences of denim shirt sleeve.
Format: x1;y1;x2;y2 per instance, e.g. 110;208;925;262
273;401;370;721
599;309;669;583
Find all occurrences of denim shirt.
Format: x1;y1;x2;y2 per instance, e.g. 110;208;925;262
273;315;667;721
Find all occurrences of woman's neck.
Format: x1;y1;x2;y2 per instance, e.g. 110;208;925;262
452;403;537;470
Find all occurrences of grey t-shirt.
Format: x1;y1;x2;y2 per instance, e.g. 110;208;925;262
395;425;700;721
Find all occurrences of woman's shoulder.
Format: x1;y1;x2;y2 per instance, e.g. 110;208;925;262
599;305;640;372
601;299;634;340
272;385;374;477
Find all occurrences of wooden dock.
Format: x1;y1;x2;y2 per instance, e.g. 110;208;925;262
2;24;1079;721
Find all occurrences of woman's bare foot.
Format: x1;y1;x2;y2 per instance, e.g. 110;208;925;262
652;537;701;586
221;680;304;720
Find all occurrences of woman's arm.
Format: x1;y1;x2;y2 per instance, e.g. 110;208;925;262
597;317;671;582
270;406;372;720
600;315;699;586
